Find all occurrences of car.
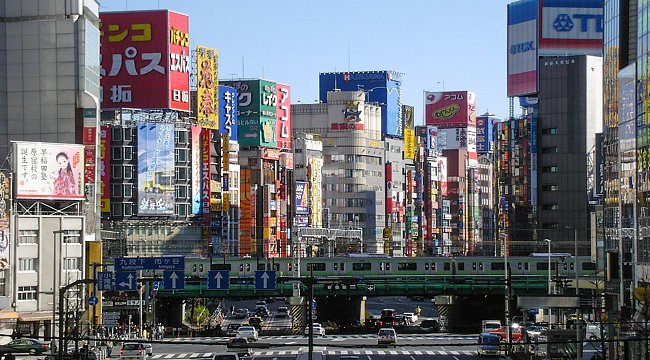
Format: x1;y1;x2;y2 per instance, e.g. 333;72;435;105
419;319;440;333
0;339;51;355
276;306;289;317
254;306;270;317
248;316;264;330
226;323;241;336
211;353;240;360
489;325;523;342
234;308;249;319
304;324;326;337
255;301;267;307
377;327;397;347
403;312;418;323
477;332;502;357
143;343;153;356
236;326;259;341
226;338;253;357
525;325;547;339
119;342;146;360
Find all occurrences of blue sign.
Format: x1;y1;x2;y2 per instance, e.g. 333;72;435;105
88;296;99;306
207;271;230;290
97;272;113;291
219;86;239;141
115;271;137;292
163;270;185;290
295;181;309;214
254;270;277;290
115;256;185;271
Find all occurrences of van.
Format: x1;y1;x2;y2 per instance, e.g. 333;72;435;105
377;328;397;347
477;332;501;357
481;320;502;333
120;343;145;360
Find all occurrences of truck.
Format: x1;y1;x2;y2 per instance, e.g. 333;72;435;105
482;320;502;333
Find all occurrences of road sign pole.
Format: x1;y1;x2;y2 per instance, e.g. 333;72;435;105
139;270;143;337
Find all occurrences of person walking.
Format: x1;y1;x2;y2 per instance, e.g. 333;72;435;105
106;339;113;357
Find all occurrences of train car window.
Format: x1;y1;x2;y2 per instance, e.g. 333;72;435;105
380;263;384;271
536;262;556;271
258;263;266;271
525;262;529;270
192;264;197;272
563;263;568;271
443;262;450;271
212;264;231;271
353;262;372;271
479;263;483;271
307;263;326;271
341;263;345;271
288;263;293;271
395;263;415;271
472;263;477;271
491;262;505;271
582;262;597;271
432;263;436;270
458;262;465;270
246;264;251;271
425;263;430;271
517;263;522;270
334;263;338;271
569;263;574;271
239;264;244;272
386;263;390;271
199;264;204;272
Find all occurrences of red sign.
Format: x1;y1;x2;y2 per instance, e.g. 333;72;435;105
276;83;292;150
424;91;476;129
100;126;111;212
201;128;211;218
262;148;281;161
100;10;190;111
83;127;97;145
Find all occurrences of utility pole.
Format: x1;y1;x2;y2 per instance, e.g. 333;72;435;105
59;278;95;360
307;266;314;360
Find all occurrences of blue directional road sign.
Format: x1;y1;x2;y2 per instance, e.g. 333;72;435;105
97;272;113;291
115;271;137;292
115;256;185;271
207;271;230;290
88;296;99;306
163;270;185;290
254;270;277;290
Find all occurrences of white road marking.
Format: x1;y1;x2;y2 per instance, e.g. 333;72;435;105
189;353;201;358
151;355;163;359
177;353;188;358
413;350;423;355
164;354;175;359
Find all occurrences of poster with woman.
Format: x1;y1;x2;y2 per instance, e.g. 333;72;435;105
13;142;85;200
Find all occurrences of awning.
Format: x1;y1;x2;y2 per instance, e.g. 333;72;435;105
0;311;18;320
18;311;53;322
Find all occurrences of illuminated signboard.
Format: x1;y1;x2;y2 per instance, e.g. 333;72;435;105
424;91;476;129
276;83;292;149
219;85;238;141
137;123;175;215
196;46;219;129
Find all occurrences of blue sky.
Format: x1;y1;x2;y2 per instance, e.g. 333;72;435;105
102;0;514;124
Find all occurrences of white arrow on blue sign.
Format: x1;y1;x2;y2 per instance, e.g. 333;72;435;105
88;296;99;306
114;271;137;291
254;270;277;290
207;271;230;290
163;270;185;290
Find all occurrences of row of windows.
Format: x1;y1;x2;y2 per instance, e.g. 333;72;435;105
18;257;81;271
111;166;192;181
18;230;81;244
113;148;191;163
111;203;191;217
328;154;382;165
111;128;191;145
324;184;384;193
17;286;37;301
112;184;192;199
324;198;369;207
322;169;383;178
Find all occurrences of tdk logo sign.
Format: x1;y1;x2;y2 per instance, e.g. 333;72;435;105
510;41;535;54
553;13;603;33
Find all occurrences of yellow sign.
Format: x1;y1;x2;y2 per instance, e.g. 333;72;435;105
223;192;230;212
197;46;219;129
404;128;416;160
635;287;650;302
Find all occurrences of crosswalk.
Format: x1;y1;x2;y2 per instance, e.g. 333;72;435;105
150;349;478;358
159;334;476;342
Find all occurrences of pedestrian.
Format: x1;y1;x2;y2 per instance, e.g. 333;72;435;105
106;339;113;358
230;305;235;315
415;306;421;316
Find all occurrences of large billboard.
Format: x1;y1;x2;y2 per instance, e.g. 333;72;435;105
475;116;496;154
100;126;111;212
219;85;238;141
191;125;202;215
100;10;190;111
137;123;175;215
276;83;292;150
319;71;404;138
196;46;219;129
14;142;85;200
437;127;476;152
424;91;476;129
308;158;323;227
221;79;277;147
507;0;538;96
539;0;603;56
295;181;309;214
0;172;9;269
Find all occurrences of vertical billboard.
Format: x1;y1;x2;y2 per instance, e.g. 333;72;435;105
439;157;448;197
424;91;476;128
219;85;238;141
507;0;539;96
308;158;323;227
0;172;9;269
538;0;603;56
191;125;202;214
475;116;496;154
100;10;190;111
295;181;309;214
276;83;292;150
100;126;111;212
14;142;85;200
196;46;219;129
404;129;416;160
201;129;211;217
221;79;277;147
318;71;404;138
137;123;175;215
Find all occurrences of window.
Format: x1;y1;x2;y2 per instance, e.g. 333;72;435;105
17;286;37;301
582;262;597;271
176;204;187;217
491;262;505;271
123;166;133;180
112;184;123;197
123;146;133;160
64;257;81;271
352;262;371;271
542;166;559;172
111;203;122;217
306;263;326;271
176;185;188;199
112;128;122;142
542;185;559;191
123;184;133;198
18;258;35;271
397;263;417;271
542;128;558;135
542;147;559;153
0;272;5;295
62;230;81;243
123;203;133;216
443;262;450;271
176;167;188;181
175;130;188;144
176;149;188;162
457;262;465;270
18;230;38;244
536;262;556;271
542;204;559;210
123;128;133;141
111;165;122;179
111;147;122;160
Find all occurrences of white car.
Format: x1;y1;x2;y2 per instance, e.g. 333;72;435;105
304;323;326;337
378;328;397;347
236;326;259;341
403;312;418;323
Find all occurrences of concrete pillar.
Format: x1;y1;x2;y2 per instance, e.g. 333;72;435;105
290;296;306;335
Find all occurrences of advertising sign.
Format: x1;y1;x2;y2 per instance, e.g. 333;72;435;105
14;142;85;200
332;101;365;131
424;91;476;129
427;126;439;157
438;127;476;152
308;158;323;227
404;128;416;160
539;0;603;56
219;85;238;141
201;129;211;217
295;181;309;214
221;79;277;147
439;157;448;197
196;46;219;129
475;116;496;154
507;0;538;96
276;83;292;150
100;126;111;212
137;123;175;215
0;172;9;269
191;125;201;214
100;10;190;111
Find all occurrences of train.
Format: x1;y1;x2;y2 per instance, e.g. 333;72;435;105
183;253;597;279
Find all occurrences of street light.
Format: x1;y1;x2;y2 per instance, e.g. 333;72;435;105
544;239;552;295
